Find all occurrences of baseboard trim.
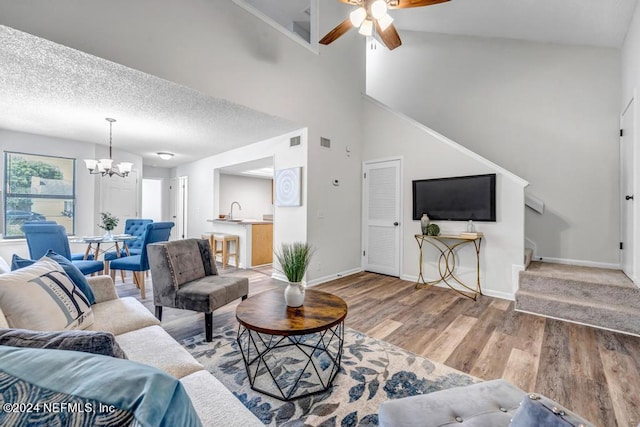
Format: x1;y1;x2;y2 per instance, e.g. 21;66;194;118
306;268;364;287
400;274;418;283
271;272;288;283
514;307;640;338
400;274;514;301
537;256;620;270
217;260;245;269
512;264;525;292
483;289;515;301
272;268;365;287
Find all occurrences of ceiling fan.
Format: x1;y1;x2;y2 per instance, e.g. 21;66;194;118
320;0;450;50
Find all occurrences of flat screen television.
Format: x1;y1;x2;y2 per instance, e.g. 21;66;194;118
412;174;496;222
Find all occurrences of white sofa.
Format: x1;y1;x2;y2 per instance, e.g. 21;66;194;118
0;274;262;427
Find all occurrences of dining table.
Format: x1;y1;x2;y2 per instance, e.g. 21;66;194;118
70;234;138;261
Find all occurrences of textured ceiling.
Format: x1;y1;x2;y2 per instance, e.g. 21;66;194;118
0;25;300;168
390;0;638;48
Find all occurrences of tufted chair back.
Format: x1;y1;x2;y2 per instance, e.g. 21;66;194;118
23;223;72;259
147;238;249;342
124;219;153;250
139;222;174;271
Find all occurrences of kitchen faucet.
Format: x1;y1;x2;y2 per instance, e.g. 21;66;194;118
229;201;242;220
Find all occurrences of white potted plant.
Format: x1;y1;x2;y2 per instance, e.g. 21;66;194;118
274;242;314;307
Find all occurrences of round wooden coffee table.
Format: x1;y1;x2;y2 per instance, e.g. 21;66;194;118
236;288;348;401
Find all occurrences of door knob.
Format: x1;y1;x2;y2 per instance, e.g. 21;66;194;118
393;222;399;226
626;195;634;201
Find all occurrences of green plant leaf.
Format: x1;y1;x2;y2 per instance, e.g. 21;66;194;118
274;242;315;282
98;211;119;231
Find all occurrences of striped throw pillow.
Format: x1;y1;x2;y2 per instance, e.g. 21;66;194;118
0;258;94;331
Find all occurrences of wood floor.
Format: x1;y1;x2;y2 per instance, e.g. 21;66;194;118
117;267;640;427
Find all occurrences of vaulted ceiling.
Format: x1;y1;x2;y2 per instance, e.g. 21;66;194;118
391;0;637;48
0;0;636;169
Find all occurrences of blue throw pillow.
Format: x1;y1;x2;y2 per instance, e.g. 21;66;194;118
10;254;34;271
11;251;96;305
0;346;202;427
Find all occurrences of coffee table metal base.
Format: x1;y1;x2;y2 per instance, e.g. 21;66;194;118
237;322;344;401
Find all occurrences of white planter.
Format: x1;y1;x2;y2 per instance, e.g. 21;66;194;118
420;213;430;235
284;282;305;307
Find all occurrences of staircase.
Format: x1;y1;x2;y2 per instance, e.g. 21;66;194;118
524;248;533;269
516;262;640;336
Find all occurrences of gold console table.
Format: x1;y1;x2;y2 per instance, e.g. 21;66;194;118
415;234;483;300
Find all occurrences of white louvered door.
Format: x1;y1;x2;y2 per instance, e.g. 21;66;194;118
363;159;401;277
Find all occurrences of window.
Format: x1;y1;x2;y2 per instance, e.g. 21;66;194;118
234;0;318;51
3;152;76;238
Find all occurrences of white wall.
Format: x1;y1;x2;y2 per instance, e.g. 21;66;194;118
367;31;621;267
0;0;366;283
363;98;527;299
219;174;273;220
177;129;307;271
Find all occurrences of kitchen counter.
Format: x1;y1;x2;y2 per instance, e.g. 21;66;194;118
206;220;273;267
207;219;273;225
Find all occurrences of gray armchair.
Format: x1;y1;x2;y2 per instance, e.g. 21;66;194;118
147;239;249;341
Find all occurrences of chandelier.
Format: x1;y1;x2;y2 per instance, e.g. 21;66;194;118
84;118;132;178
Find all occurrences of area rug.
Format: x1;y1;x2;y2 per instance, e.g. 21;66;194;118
182;326;477;426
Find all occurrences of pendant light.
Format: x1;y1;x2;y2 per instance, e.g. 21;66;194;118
84;118;133;178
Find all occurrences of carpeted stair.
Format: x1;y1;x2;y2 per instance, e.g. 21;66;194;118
516;262;640;336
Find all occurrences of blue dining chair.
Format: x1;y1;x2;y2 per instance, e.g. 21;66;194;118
22;223;104;275
21;220;94;260
103;219;153;274
109;222;174;299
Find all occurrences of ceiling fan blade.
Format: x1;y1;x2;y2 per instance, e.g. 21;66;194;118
375;21;402;50
320;18;354;45
389;0;450;9
338;0;360;4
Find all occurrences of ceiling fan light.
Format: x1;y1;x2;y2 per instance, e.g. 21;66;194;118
350;7;367;27
378;13;394;31
371;0;388;20
359;19;373;36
